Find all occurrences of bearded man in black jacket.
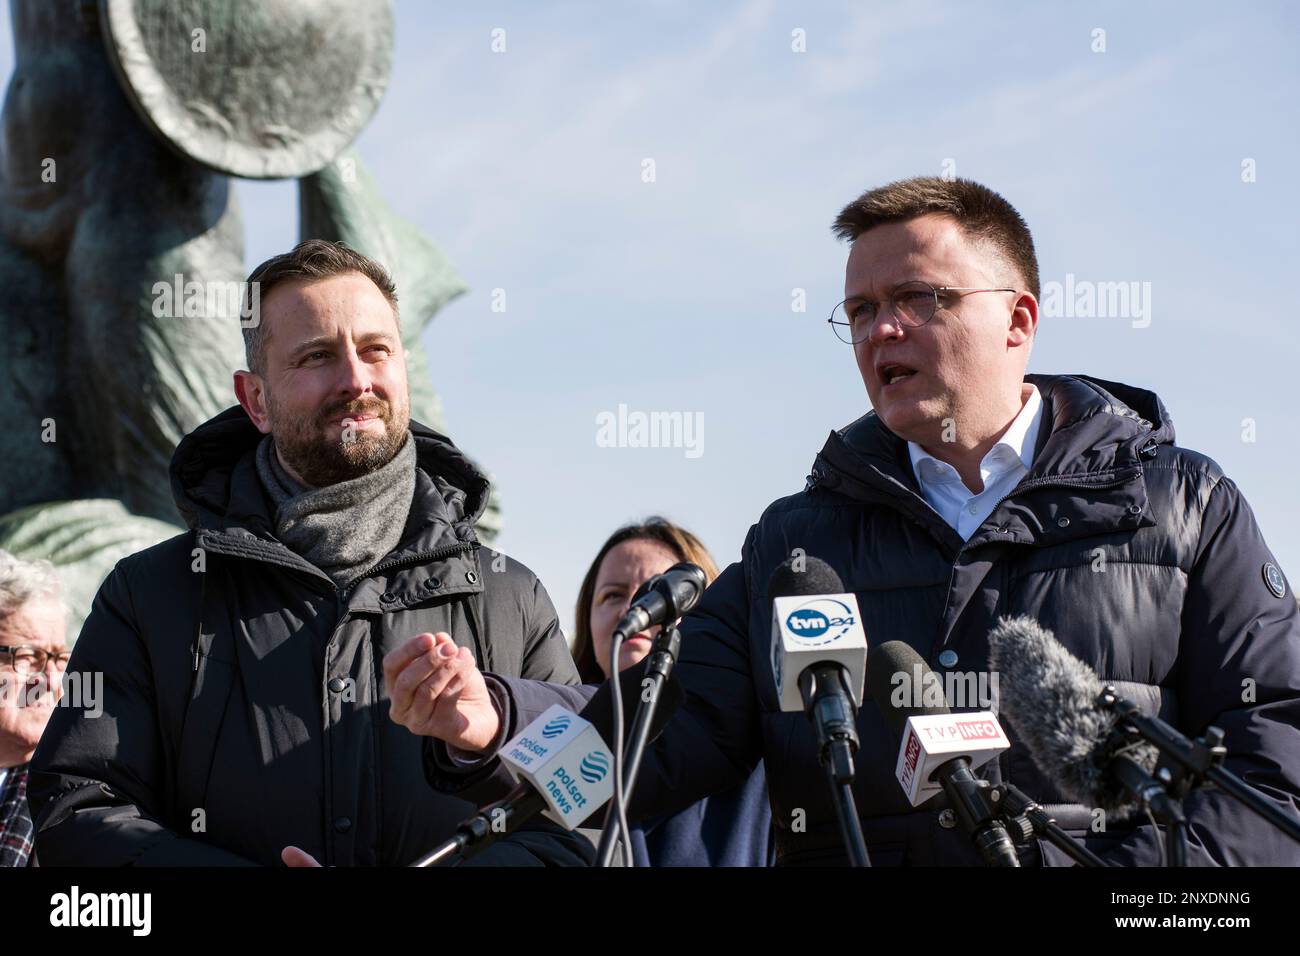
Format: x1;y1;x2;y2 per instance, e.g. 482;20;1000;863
29;240;589;867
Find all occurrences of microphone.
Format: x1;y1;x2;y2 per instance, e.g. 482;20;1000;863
414;663;688;866
767;556;867;714
477;672;688;830
412;705;614;866
768;555;869;865
613;562;707;638
986;616;1166;819
498;705;615;827
597;565;703;867
991;615;1300;854
867;641;1020;867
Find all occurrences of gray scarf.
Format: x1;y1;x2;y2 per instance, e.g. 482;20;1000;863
254;432;416;587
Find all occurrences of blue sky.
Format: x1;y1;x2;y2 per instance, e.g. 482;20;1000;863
6;1;1297;634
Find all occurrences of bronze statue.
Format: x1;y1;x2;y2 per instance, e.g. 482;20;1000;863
0;0;497;641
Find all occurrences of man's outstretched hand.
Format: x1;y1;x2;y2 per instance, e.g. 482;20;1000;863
383;632;501;752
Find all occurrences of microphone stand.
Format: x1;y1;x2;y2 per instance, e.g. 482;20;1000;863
990;783;1107;867
935;762;1021;867
1110;752;1189;866
798;663;870;867
1100;686;1300;846
622;622;681;795
410;786;547;867
595;621;683;868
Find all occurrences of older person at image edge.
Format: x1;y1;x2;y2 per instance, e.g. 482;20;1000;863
0;552;69;867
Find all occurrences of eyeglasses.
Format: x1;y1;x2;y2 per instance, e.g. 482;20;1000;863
0;645;71;675
829;281;1018;344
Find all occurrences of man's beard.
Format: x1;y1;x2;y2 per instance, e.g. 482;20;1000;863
268;391;411;487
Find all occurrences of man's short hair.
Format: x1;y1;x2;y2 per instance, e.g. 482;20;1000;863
242;239;400;375
831;177;1040;300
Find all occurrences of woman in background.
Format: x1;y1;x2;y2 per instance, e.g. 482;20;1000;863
571;517;773;867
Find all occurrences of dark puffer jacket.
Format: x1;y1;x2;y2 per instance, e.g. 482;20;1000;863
445;374;1300;866
28;406;591;866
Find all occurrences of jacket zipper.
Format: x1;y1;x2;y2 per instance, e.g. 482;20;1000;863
321;542;478;866
330;540;480;614
336;541;478;597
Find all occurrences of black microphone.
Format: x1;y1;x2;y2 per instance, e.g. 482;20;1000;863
868;641;1021;867
613;562;707;638
985;616;1169;820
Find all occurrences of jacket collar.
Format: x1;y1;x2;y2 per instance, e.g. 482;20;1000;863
809;374;1168;549
169;406;491;586
907;383;1044;488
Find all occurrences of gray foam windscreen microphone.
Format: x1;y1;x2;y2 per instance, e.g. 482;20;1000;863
987;615;1159;817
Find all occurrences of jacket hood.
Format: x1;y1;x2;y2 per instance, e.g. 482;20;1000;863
1065;374;1175;449
170;405;492;544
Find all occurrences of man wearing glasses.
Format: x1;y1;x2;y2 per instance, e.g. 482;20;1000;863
404;176;1300;866
0;551;70;867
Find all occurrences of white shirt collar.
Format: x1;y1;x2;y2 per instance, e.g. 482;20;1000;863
907;384;1044;488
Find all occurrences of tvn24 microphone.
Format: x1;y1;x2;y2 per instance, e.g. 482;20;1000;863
768;555;869;864
867;640;1020;867
767;557;866;717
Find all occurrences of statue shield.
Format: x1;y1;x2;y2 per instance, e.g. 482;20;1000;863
99;0;393;179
